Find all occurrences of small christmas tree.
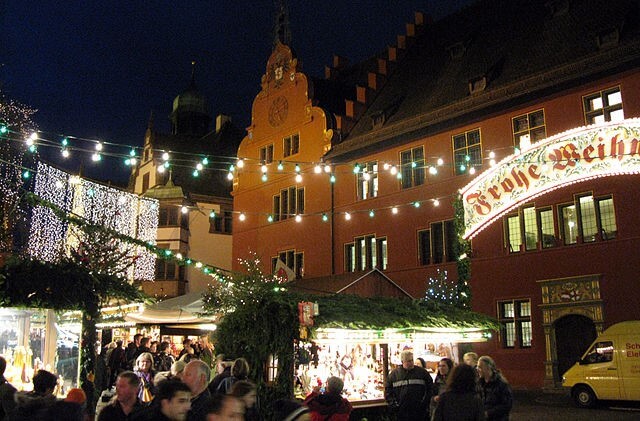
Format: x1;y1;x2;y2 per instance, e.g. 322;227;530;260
424;269;460;306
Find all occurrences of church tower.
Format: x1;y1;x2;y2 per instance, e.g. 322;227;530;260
169;61;212;136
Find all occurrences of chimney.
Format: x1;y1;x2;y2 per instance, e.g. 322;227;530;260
216;114;231;132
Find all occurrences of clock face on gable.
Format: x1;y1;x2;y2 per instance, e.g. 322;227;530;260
268;96;288;127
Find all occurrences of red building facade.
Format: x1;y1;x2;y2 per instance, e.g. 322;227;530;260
232;0;640;388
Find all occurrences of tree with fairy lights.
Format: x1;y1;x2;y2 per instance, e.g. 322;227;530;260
424;269;460;305
63;219;147;410
0;91;37;254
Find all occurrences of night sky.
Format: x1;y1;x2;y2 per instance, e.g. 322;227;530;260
1;1;470;184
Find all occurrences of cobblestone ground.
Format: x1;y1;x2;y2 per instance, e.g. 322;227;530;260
511;389;640;420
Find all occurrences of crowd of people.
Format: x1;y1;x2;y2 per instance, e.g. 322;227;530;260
0;335;513;421
385;350;513;421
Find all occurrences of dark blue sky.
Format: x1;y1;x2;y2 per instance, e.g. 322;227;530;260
1;1;470;183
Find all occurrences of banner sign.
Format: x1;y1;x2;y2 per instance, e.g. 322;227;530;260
460;119;640;239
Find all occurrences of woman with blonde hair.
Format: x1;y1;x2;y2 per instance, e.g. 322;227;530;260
133;352;156;403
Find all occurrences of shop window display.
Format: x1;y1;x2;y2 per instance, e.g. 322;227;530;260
295;338;459;403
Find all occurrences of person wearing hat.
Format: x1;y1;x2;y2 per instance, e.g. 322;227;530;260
65;388;89;420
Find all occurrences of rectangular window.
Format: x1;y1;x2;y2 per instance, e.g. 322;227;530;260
209;208;232;234
345;244;355;272
597;197;617;240
273;249;303;279
498;299;532;348
560;204;578;245
506;214;522;253
400;147;425;189
357;161;378;200
523;206;538;251
260;144;274;164
583;86;624;124
142;173;150;193
418;229;431;265
512;110;546;149
155;247;182;281
283;133;300;157
431;222;444;264
453;129;482;175
159;206;179;227
538;208;556;249
273;186;304;220
346;235;387;272
579;195;598;243
444;220;456;262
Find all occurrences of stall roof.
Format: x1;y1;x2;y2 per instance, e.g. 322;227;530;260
289;268;413;298
294;293;500;333
125;292;213;324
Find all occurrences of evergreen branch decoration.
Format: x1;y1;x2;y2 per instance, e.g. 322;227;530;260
453;194;472;308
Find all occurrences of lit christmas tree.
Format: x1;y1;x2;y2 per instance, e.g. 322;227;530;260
424;269;460;305
0;92;37;253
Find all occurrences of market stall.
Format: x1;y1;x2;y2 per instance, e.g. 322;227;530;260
296;326;489;404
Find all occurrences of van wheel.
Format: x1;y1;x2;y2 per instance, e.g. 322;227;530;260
572;385;596;408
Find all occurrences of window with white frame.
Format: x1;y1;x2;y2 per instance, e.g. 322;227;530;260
453;129;482;175
583;86;624;124
357;161;378;200
400;147;425;189
498;299;532;348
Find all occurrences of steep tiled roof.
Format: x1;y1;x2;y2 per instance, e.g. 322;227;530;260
325;0;640;160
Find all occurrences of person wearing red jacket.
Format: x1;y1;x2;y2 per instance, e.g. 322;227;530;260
303;376;352;421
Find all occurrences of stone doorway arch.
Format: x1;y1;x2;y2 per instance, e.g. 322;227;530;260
537;274;605;388
554;315;597;379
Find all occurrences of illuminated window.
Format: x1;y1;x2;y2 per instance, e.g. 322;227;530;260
357;161;378;200
400;147;425;189
538;208;557;249
583;87;624;124
498;299;532;348
345;235;387;272
523;207;538;251
453;129;482;175
259;144;274;164
512;110;546;149
283;133;300;157
273;186;304;221
560;203;578;245
505;214;522;253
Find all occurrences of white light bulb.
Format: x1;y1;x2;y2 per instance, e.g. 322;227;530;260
437;158;444;166
237;159;244;168
95;142;103;151
162;152;170;161
344;213;351;220
392;207;398;214
324;165;331;173
181;206;188;214
158;166;166;173
239;213;246;221
314;165;322;174
295;214;302;222
295;174;303;183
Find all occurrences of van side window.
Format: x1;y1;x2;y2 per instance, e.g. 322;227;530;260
583;341;614;364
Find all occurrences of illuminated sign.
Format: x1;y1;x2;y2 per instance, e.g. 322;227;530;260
312;327;489;344
460;119;640;239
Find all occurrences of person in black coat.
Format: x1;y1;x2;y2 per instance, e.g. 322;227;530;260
0;356;17;418
432;364;485;421
477;356;512;421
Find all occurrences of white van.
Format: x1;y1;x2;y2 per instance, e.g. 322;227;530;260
562;320;640;408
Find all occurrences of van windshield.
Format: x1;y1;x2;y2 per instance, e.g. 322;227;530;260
582;341;614;364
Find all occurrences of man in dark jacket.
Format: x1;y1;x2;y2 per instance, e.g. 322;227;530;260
478;356;512;421
303;376;352;420
384;350;433;421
